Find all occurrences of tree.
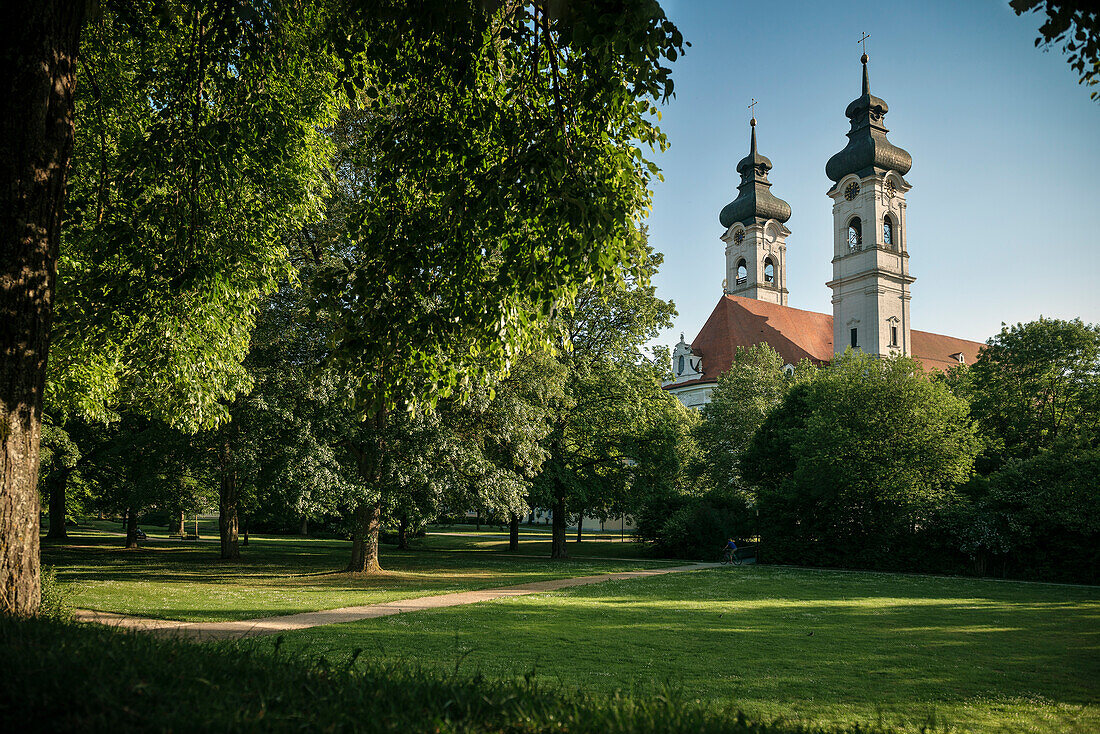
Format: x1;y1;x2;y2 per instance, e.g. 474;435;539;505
1;0;342;613
530;246;678;558
1011;1;1100;101
743;351;981;567
695;344;813;497
316;3;685;571
965;318;1100;472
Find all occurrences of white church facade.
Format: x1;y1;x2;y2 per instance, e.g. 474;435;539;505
665;53;982;409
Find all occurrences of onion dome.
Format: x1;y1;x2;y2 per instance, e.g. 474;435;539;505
825;54;912;183
719;118;792;229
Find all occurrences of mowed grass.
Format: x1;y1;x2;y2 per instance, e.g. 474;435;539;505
40;526;675;623
275;566;1100;734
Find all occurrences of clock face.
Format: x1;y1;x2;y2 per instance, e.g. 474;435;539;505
844;182;860;201
733;230;745;245
885;180;897;197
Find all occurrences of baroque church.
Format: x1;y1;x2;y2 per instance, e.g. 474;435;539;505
665;53;983;409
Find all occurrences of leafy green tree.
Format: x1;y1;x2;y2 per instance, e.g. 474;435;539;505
695;345;814;497
965;318;1100;472
1;0;343;613
1011;0;1100;100
531;247;679;558
743;351;981;566
316;3;685;571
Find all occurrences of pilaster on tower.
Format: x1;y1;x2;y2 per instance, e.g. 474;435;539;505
719;116;792;306
825;52;914;358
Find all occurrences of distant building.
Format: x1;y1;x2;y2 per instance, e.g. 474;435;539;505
665;54;982;409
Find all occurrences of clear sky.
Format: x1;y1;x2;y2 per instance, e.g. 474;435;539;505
646;0;1100;352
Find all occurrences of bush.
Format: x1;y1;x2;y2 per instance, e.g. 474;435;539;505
0;616;901;733
37;567;74;623
650;486;755;560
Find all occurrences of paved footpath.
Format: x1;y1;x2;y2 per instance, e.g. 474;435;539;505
74;562;720;641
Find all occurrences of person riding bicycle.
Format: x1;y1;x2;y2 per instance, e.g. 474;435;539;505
722;538;738;562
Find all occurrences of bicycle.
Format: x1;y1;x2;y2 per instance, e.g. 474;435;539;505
720;548;743;566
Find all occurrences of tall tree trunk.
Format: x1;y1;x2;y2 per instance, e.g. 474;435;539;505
120;508;128;532
348;408;386;573
46;470;68;540
551;493;568;559
576;510;583;543
219;464;239;560
125;510;138;549
299;516;308;535
240;514;249;546
0;0;84;617
508;512;519;552
173;512;185;537
348;499;382;572
475;508;480;532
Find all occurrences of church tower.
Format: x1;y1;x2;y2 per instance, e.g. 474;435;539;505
719;117;792;305
825;52;914;358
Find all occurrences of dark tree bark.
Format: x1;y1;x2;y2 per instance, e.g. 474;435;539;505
348;409;386;573
173;512;185;537
300;516;309;535
551;493;568;559
508;512;519;552
241;514;249;546
576;510;583;543
348;499;382;572
0;0;84;616
125;509;138;549
45;470;69;540
475;509;481;532
219;460;239;559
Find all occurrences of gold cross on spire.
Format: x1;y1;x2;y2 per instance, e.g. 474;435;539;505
747;97;758;121
858;32;871;55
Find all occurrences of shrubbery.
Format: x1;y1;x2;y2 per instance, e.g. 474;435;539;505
1;617;901;733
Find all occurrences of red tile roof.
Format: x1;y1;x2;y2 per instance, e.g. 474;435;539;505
673;295;984;386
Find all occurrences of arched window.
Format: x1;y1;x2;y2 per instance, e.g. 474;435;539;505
736;259;748;285
764;257;775;283
883;215;894;248
677;355;685;375
847;217;862;251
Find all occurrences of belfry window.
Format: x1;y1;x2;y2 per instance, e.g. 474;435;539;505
883;216;894;248
847;218;862;251
850;328;858;349
736;259;748;286
677;355;685;375
764;258;775;283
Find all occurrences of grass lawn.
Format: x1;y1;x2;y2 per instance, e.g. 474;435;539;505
273;565;1100;734
40;526;675;623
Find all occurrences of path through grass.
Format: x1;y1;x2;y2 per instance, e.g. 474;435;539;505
274;565;1100;733
41;527;673;622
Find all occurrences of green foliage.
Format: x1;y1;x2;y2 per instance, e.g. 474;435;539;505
695;345;813;496
965;318;1100;472
531;246;683;535
648;485;755;559
1011;0;1100;100
320;4;687;417
37;567;74;623
1;616;908;733
53;0;343;430
743;351;981;567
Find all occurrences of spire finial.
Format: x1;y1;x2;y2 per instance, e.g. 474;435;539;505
748;98;758;153
858;32;871;94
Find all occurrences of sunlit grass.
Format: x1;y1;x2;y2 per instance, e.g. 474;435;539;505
276;566;1100;734
41;526;674;622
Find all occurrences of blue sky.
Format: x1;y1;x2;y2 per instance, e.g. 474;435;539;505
645;0;1099;351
